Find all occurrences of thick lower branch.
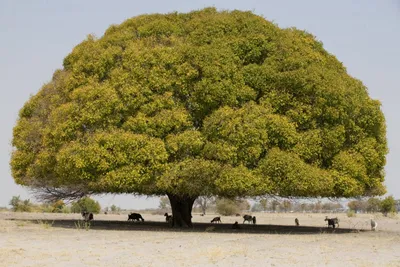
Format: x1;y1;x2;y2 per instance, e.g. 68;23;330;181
29;184;90;203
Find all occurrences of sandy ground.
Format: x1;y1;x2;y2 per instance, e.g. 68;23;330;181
0;212;399;267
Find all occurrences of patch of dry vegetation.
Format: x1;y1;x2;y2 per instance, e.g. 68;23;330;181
0;212;399;266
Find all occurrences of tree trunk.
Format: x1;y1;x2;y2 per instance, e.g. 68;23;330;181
167;194;196;228
201;205;206;215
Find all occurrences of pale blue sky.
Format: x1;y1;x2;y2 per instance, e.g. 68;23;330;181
0;0;399;209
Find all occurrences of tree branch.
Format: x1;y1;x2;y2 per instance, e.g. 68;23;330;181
29;184;91;203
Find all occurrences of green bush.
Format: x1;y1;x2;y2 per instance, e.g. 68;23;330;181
9;196;32;212
51;200;65;213
381;196;397;216
215;198;240;216
110;204;121;213
71;197;101;214
61;205;71;213
366;197;381;213
347;210;356;217
40;204;54;213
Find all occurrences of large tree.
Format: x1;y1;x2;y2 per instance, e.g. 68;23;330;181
11;8;387;227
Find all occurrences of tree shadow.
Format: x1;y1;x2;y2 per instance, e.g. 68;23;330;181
7;218;367;235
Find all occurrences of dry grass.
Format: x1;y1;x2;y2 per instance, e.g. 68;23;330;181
36;220;54;229
0;212;399;266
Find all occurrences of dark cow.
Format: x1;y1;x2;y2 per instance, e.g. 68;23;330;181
325;216;339;228
128;213;144;222
211;216;221;223
243;214;254;224
295;218;299;226
81;212;94;222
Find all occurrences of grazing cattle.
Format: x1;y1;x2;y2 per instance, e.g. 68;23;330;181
243;215;254;224
295;218;299;226
235;213;241;217
371;219;378;231
211;216;221;223
325;216;339;228
81;212;94;222
128;213;144;222
232;221;241;229
252;216;256;225
200;213;205;216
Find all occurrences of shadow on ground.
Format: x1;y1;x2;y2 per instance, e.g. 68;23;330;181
7;218;367;235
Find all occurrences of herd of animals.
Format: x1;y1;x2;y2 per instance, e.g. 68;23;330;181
80;211;378;231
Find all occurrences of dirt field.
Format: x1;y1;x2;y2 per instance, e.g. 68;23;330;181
0;212;399;267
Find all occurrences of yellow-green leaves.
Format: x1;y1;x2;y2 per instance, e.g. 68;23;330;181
71;83;123;127
157;159;221;197
292;129;322;164
203;102;298;167
166;130;204;160
257;148;334;197
331;151;368;184
11;8;387;199
10;150;36;185
63;35;123;83
54;131;167;192
354;137;386;178
123;108;192;138
215;165;271;197
202;141;238;164
331;171;364;198
12;118;43;151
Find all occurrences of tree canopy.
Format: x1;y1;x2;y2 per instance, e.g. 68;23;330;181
11;8;387;225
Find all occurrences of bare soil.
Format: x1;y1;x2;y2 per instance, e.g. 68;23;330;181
0;212;399;266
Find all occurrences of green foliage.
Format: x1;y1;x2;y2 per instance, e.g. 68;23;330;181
38;204;54;213
61;205;71;213
110;204;121;213
347;210;356;217
380;196;397;216
215;198;240;216
215;198;250;215
71;197;101;214
11;8;387;200
9;196;32;212
347;200;365;213
366;197;381;213
342;197;382;214
51;200;65;213
9;196;21;211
